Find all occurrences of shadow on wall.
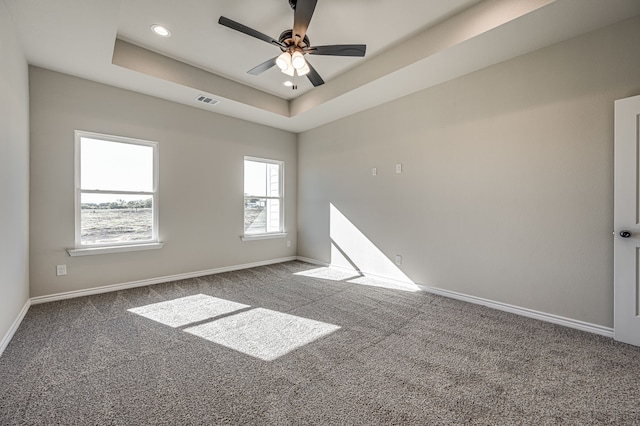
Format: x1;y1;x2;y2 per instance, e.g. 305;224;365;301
296;203;420;293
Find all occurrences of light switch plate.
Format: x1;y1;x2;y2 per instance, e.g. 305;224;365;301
56;264;67;276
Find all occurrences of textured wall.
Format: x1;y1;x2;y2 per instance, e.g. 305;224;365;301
29;68;297;297
0;3;30;343
297;16;640;328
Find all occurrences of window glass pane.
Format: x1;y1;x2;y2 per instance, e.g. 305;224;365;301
243;157;283;236
81;193;153;245
244;160;266;197
267;163;280;197
265;198;281;232
81;137;153;191
244;197;266;234
244;198;281;234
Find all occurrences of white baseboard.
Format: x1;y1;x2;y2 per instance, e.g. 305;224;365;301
417;284;614;338
295;257;614;338
295;256;329;267
30;256;297;305
0;298;31;358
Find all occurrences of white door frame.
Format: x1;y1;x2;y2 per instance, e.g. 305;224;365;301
614;94;640;347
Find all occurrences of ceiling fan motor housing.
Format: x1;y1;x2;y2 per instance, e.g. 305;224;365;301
278;29;310;49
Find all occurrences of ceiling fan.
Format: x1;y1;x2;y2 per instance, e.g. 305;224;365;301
218;0;366;88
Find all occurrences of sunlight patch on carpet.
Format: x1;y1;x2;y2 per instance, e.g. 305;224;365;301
295;265;421;293
128;294;249;327
294;266;361;282
184;308;341;361
129;295;340;361
347;275;420;292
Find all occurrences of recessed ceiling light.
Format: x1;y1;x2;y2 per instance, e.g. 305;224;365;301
151;24;171;37
283;81;294;87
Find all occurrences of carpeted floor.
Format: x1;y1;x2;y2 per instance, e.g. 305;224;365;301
1;261;639;425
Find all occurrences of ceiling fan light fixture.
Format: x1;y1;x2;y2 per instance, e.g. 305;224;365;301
296;62;310;76
150;24;171;37
291;51;306;70
281;65;295;77
276;51;291;71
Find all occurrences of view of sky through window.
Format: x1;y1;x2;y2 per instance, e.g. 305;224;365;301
81;137;153;202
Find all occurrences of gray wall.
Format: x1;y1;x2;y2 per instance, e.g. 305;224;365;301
29;68;297;298
0;3;30;341
298;16;640;328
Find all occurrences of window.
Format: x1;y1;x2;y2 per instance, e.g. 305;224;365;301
243;157;284;238
70;131;160;255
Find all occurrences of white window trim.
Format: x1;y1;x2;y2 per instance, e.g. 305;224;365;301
71;131;161;255
243;156;285;239
67;242;164;257
240;233;288;242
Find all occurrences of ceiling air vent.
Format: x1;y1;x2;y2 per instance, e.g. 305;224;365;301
195;95;219;106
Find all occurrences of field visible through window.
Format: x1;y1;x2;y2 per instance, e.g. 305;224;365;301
245;205;266;234
81;208;152;245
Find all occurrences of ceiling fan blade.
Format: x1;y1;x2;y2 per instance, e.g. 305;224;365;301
248;57;278;75
306;44;367;57
292;0;317;44
305;61;324;87
218;16;285;48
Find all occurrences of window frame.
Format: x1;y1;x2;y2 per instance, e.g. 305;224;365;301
242;156;286;241
69;130;161;256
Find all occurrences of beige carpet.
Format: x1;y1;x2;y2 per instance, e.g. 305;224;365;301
1;261;639;424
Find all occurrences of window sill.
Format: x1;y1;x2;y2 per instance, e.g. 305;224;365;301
67;242;164;257
240;233;288;242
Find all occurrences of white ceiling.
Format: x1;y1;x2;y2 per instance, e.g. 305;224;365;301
4;0;640;132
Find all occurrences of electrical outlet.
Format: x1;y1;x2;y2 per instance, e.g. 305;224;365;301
395;255;402;265
56;265;67;276
372;167;377;176
396;163;402;174
287;240;291;247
